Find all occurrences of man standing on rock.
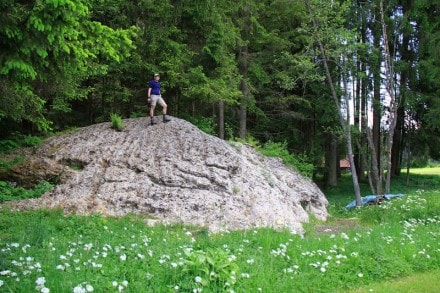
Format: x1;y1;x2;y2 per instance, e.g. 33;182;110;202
147;73;171;125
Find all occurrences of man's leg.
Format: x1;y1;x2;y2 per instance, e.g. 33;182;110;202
160;99;170;123
150;105;156;125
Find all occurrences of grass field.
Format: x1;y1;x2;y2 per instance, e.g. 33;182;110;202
0;171;439;292
407;167;440;175
348;269;440;293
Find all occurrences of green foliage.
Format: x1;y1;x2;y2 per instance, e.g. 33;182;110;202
0;180;53;203
176;247;239;291
0;134;42;153
110;113;123;131
0;156;24;169
0;0;438;180
185;115;216;135
259;141;314;178
324;169;440;219
0;0;136;132
0;182;438;292
352;270;440;293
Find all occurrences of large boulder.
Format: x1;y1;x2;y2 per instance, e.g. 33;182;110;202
3;117;328;232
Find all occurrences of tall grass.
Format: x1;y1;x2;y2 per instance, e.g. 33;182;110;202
323;171;440;218
0;174;439;292
110;113;123;131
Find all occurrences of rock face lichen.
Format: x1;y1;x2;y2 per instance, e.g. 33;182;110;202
3;117;328;232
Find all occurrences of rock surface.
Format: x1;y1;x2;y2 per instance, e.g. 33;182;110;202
3;117;328;232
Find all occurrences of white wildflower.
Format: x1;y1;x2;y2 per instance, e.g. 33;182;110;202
36;277;46;286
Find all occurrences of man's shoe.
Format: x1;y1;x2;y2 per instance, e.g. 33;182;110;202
150;118;156;126
163;118;171;123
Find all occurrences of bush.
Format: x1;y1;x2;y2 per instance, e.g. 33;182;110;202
0;180;53;203
259;141;314;178
110;113;123;131
0;134;42;153
185;115;216;135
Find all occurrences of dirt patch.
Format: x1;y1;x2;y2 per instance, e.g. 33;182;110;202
314;218;361;234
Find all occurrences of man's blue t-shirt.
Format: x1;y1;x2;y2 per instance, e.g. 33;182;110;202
149;80;161;95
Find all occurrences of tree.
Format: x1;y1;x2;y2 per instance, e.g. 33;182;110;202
0;0;135;133
413;0;440;163
304;0;363;205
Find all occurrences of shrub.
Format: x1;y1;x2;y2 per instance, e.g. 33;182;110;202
0;180;53;203
0;156;25;169
110;113;123;131
176;248;239;291
259;141;314;178
186;115;216;135
0;134;42;153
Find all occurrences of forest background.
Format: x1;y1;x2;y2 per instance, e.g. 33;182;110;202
1;0;439;193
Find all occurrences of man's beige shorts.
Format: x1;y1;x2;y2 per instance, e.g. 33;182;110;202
150;94;165;107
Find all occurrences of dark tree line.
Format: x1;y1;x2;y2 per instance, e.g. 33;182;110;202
1;0;439;196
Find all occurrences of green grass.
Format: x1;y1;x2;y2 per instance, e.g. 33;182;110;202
323;171;440;218
348;269;440;293
0;173;439;292
407;167;440;175
110;113;123;131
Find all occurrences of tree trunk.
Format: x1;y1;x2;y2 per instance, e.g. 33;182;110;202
358;3;368;182
371;0;383;194
239;76;249;139
238;4;251;139
218;100;225;140
391;97;405;177
325;133;338;187
305;0;362;206
380;0;399;194
391;0;412;177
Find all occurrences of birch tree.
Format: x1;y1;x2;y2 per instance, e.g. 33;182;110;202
303;0;362;205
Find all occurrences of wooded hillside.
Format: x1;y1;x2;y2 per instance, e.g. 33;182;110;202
1;0;439;191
